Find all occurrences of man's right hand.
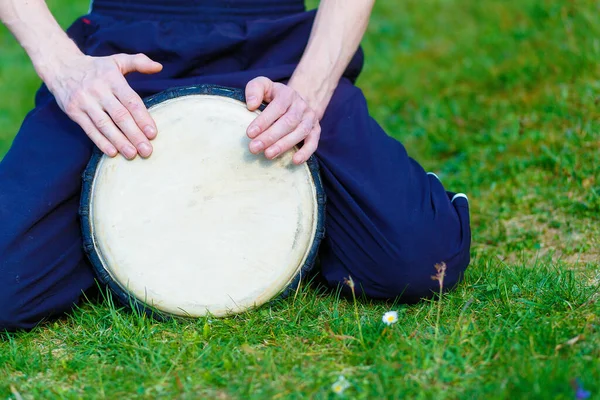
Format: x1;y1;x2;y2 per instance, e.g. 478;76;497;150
46;53;163;159
1;1;162;159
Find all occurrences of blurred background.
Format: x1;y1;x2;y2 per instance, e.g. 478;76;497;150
1;0;598;274
1;2;599;398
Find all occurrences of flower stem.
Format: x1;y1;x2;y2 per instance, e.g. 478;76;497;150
434;281;443;341
347;277;364;346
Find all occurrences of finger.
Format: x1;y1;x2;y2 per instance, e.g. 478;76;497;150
101;94;153;158
245;76;274;111
85;104;138;159
263;116;315;160
250;100;306;154
71;112;118;157
246;89;294;141
113;80;157;140
292;123;321;165
113;53;163;75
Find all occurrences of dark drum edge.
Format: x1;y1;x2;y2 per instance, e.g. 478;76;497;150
279;154;326;299
79;84;326;320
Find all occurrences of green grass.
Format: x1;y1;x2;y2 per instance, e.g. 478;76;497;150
1;0;599;398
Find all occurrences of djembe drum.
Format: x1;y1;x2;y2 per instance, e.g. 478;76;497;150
80;85;325;318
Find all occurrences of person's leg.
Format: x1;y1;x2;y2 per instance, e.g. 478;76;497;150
0;91;96;331
316;80;471;302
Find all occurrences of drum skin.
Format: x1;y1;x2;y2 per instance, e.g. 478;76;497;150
79;85;326;319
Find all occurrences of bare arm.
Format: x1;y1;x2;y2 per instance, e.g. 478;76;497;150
1;0;83;84
1;0;162;159
289;0;375;117
245;0;375;164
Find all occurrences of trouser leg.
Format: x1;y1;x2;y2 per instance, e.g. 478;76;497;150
0;94;96;331
316;81;471;302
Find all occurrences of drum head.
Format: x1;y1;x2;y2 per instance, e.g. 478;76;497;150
80;85;325;318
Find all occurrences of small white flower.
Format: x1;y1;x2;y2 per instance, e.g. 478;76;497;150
382;311;398;325
331;375;350;395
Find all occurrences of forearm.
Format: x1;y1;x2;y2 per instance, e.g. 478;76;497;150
288;0;375;118
0;0;82;84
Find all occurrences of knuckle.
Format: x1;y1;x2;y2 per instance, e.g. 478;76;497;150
249;76;266;91
252;122;264;132
99;69;114;81
283;90;294;102
128;134;145;145
70;89;86;105
127;102;142;113
300;124;311;138
283;113;300;127
134;54;148;64
124;96;141;110
264;133;276;145
65;101;80;115
71;87;85;98
271;102;288;116
88;82;103;96
104;67;121;80
112;108;130;123
94;117;111;131
297;100;308;112
249;77;262;86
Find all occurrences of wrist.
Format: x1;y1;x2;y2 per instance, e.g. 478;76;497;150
2;0;85;86
289;67;339;119
32;40;84;89
10;20;84;86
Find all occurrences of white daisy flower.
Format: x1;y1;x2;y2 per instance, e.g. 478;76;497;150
331;375;350;395
382;311;398;325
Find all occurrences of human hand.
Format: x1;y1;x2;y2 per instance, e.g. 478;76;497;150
46;53;163;159
245;77;321;165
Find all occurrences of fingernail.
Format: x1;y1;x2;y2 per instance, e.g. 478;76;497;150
144;126;156;138
124;145;137;159
249;140;264;153
247;96;257;105
248;125;260;138
266;146;280;159
138;142;152;157
106;147;118;157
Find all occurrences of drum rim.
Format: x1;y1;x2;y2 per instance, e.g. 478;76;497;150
79;84;326;319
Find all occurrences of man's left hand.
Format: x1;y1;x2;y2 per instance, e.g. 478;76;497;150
245;76;321;165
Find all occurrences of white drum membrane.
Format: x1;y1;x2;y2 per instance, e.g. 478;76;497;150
88;95;318;317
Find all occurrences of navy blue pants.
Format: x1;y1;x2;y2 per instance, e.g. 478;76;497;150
0;1;471;331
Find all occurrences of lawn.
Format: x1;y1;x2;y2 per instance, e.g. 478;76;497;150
1;0;599;398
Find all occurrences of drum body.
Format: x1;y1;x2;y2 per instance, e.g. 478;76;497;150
80;85;325;318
